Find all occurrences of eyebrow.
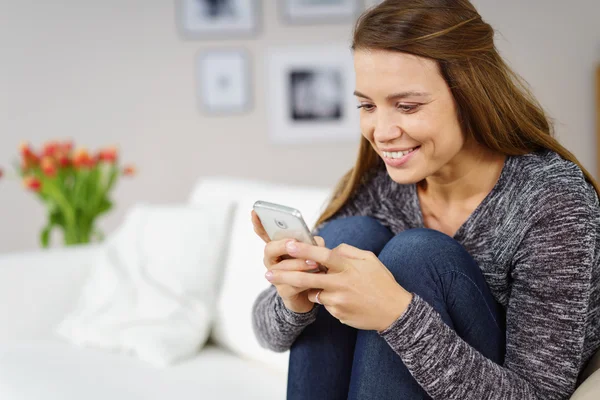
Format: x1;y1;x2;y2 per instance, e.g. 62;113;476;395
353;90;431;101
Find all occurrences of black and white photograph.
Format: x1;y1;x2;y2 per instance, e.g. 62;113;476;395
177;0;259;38
281;0;360;24
267;45;360;144
196;50;251;114
289;69;343;121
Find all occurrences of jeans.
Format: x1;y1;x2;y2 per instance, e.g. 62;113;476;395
287;216;506;400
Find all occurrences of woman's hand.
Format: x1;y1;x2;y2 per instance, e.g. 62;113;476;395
265;239;414;332
251;210;325;314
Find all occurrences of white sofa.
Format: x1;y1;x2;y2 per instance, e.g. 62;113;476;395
0;177;332;400
0;176;599;400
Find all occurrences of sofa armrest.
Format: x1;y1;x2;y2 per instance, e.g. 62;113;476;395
0;244;101;340
571;369;600;400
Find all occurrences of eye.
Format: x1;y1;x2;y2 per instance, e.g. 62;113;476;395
357;103;375;112
396;104;420;113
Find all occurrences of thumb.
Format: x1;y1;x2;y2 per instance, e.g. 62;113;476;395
314;236;325;247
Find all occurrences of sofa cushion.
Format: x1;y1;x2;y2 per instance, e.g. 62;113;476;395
0;339;286;400
55;203;233;367
210;184;331;371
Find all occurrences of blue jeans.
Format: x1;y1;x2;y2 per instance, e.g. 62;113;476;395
287;216;506;400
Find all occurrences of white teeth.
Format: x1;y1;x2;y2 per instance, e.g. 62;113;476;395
383;148;415;159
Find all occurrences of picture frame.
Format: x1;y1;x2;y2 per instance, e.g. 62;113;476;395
267;45;361;145
177;0;260;39
196;49;252;114
280;0;360;24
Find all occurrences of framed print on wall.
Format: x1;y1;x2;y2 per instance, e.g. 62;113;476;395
267;45;360;144
196;49;251;114
177;0;260;39
280;0;360;24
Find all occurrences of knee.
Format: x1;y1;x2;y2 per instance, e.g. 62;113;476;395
378;228;471;281
381;228;459;257
318;216;393;254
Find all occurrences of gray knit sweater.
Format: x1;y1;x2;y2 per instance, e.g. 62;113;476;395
252;150;600;400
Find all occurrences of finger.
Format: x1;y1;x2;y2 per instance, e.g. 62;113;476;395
264;238;298;264
270;258;321;272
306;288;328;305
277;285;307;299
314;236;325;247
285;242;366;273
251;210;271;243
267;269;335;290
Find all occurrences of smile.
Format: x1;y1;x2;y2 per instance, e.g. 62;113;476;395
382;147;419;159
381;146;421;168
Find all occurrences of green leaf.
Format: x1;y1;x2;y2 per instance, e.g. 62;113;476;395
97;199;113;215
40;222;54;248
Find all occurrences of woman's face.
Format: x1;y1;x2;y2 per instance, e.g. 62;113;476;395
353;49;466;184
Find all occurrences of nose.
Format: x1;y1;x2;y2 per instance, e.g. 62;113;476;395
373;111;402;143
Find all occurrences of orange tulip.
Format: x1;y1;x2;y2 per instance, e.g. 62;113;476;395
20;153;40;172
72;148;95;169
123;165;136;176
98;146;118;163
23;176;42;192
19;141;33;158
41;157;57;177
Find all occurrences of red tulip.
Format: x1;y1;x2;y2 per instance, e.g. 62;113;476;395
57;154;70;167
122;165;136;177
23;176;42;192
20;153;40;172
0;168;4;180
19;141;33;158
98;146;118;163
61;140;74;153
41;157;57;177
42;141;59;157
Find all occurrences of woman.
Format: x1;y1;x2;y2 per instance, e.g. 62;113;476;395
251;0;600;399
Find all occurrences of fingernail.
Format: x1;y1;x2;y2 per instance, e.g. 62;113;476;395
265;271;273;281
306;260;317;266
286;240;298;254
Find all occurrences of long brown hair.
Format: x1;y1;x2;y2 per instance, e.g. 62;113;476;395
315;0;599;228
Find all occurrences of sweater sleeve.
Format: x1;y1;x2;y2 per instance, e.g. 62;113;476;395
252;285;320;352
379;190;597;400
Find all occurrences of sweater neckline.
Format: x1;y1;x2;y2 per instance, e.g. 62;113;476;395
410;154;515;240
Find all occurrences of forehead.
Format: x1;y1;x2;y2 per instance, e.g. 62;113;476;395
353;49;442;90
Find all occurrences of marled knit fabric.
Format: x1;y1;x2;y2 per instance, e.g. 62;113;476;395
252;150;600;400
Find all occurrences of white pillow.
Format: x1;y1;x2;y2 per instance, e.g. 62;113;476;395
210;185;331;372
56;202;233;367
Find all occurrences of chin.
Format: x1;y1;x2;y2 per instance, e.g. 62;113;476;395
384;165;424;185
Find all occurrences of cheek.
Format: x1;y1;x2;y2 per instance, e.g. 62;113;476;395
411;108;462;151
359;114;374;142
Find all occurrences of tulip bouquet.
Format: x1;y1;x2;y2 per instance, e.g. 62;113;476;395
0;140;135;248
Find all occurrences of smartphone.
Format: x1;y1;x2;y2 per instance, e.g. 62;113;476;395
253;200;328;273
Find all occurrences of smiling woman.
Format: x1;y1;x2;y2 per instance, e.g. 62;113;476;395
251;1;600;399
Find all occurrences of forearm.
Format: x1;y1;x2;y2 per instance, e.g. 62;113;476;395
251;285;319;352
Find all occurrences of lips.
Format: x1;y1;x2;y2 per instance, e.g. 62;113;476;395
381;146;420;159
382;146;420;167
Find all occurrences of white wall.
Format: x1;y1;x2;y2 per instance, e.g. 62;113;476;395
0;0;598;253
